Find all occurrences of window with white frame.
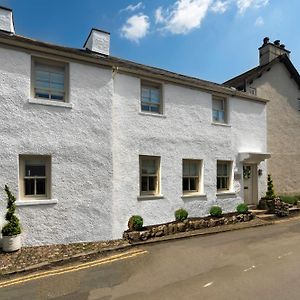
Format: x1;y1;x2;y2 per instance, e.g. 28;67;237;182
19;155;51;199
248;87;257;96
32;58;67;102
141;81;162;114
183;159;201;194
217;161;232;191
212;96;227;123
140;156;160;195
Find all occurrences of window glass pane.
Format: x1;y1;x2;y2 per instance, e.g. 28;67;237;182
24;179;35;195
36;179;46;195
141;87;150;99
25;165;45;177
213;99;223;111
50;72;64;84
141;176;148;192
213;110;219;122
36;70;50;82
142;159;156;174
189;178;197;190
183;161;189;176
189;162;198;176
141;104;150;111
148;176;157;191
36;80;50;89
35;90;50;99
150;105;159;113
218;111;225;123
217;177;221;189
51;93;64;101
183;178;189;191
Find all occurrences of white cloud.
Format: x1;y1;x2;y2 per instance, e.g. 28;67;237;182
157;0;212;34
155;7;164;24
255;16;264;26
211;1;230;13
121;14;150;42
236;0;269;14
120;2;144;13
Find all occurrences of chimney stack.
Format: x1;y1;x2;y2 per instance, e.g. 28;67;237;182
0;6;15;33
83;28;110;56
259;37;290;66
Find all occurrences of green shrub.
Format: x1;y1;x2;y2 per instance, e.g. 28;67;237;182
236;203;248;214
209;206;222;217
2;185;21;236
175;208;188;221
280;196;298;206
265;174;276;200
128;215;143;231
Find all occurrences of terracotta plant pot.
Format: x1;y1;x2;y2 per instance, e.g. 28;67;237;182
2;234;21;252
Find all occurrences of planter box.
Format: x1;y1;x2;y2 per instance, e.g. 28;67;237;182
2;234;21;252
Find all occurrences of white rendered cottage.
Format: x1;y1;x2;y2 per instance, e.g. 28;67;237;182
0;7;270;246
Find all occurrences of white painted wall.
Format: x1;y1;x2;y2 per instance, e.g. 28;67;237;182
0;45;267;246
0;47;114;245
112;73;267;238
246;63;300;195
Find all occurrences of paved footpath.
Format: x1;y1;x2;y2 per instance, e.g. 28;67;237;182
1;217;300;299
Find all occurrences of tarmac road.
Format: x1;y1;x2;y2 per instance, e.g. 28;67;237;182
1;218;300;300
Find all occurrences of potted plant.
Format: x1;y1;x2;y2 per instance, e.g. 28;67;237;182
1;185;21;252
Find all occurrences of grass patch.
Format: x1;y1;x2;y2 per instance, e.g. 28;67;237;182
280;195;300;206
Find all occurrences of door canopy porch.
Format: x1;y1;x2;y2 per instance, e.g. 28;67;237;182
239;152;271;164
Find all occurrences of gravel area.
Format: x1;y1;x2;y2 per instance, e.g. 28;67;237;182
0;239;128;275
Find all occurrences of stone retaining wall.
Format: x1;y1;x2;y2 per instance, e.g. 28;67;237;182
123;213;255;243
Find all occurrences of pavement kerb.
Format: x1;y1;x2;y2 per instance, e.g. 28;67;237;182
0;218;277;277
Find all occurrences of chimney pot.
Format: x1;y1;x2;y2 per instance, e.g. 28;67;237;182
280;44;285;49
263;37;269;45
274;40;280;46
84;28;110;56
0;6;15;33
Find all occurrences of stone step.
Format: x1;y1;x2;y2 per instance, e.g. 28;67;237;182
256;214;277;221
250;209;268;215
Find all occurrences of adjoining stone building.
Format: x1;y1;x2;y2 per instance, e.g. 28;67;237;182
0;7;269;246
225;37;300;196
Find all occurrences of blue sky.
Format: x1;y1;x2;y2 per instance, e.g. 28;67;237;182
2;0;300;83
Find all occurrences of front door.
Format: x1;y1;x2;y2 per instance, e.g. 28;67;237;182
243;164;257;205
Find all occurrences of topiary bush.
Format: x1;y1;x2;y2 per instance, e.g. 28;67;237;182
209;206;222;217
128;215;143;231
236;203;248;214
265;174;276;200
2;185;21;236
175;208;188;221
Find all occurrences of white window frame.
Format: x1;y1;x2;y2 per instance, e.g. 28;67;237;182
182;159;202;194
212;96;227;124
31;57;69;103
19;155;51;200
139;155;160;196
248;87;257;96
217;160;232;192
141;80;163;114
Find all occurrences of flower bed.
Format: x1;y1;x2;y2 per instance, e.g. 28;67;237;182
123;212;255;243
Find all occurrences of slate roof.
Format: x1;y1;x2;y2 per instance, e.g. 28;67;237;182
223;54;300;90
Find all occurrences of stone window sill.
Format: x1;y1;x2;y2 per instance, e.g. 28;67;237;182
16;199;58;206
181;193;207;199
137;195;164;201
28;98;73;109
139;112;166;118
211;122;231;127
